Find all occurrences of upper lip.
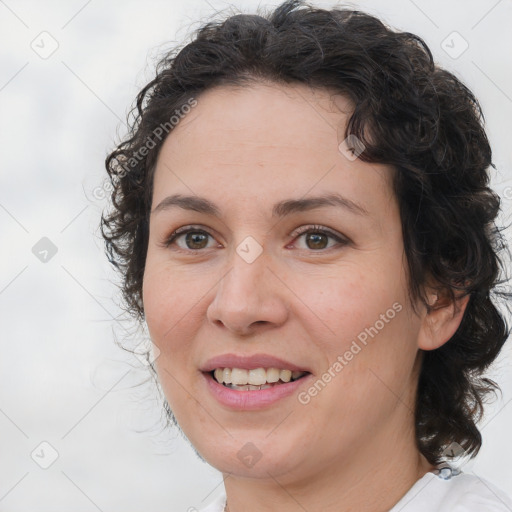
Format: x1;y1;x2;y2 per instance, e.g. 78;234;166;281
200;353;311;373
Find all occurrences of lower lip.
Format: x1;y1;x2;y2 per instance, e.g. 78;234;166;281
202;371;312;410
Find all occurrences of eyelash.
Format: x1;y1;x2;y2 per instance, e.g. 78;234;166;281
161;224;349;252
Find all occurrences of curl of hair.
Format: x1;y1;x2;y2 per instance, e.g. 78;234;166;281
100;0;511;464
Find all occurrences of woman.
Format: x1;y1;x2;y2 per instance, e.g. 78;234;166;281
100;1;512;510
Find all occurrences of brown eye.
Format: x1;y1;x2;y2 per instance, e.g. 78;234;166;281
163;227;216;251
291;225;348;251
182;231;210;250
304;232;329;250
162;224;348;253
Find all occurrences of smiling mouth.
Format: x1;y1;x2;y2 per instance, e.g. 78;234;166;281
209;367;310;391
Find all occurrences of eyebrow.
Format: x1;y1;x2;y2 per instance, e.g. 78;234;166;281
152;193;369;218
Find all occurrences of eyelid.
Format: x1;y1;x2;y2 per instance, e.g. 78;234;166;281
161;224;350;251
161;224;220;249
289;224;347;241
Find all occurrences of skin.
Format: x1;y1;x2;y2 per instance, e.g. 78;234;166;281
142;82;469;512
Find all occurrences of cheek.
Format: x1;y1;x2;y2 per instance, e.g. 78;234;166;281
142;262;203;361
142;266;199;413
301;262;406;347
303;259;419;405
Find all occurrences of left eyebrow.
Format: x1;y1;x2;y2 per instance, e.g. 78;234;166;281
152;192;370;218
272;193;369;217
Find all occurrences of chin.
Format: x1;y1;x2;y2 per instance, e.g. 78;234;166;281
192;434;306;480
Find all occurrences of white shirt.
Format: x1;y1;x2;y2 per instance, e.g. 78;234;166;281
197;467;512;511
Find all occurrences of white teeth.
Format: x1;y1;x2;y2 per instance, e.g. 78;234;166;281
231;368;248;385
222;368;232;384
280;369;292;383
211;367;307;386
248;368;267;385
214;368;223;383
223;383;274;391
267;368;280;383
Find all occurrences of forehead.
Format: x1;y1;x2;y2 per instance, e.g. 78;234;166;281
164;82;353;156
152;82;395;218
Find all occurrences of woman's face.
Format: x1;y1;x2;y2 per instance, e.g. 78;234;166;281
142;82;428;483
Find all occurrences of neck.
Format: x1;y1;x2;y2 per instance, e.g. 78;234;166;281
222;410;436;512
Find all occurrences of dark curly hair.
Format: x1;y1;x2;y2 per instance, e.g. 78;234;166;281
100;0;511;465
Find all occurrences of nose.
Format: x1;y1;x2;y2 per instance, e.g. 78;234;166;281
206;249;289;336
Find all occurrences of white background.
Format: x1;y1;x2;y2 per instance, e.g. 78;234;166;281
0;0;511;510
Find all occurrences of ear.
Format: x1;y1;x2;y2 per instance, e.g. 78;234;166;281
417;289;471;351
